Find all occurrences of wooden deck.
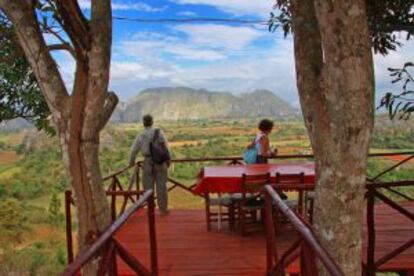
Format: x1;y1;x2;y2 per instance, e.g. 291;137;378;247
115;202;414;275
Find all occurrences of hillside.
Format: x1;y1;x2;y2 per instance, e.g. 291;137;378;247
110;87;298;122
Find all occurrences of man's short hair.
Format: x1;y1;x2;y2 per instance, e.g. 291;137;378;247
143;114;153;127
258;119;274;132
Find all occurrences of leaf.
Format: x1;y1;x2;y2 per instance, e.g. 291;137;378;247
401;102;412;112
404;62;414;68
405;106;414;113
391;77;402;84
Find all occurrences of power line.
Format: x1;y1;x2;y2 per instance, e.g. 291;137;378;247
113;16;268;25
112;16;414;31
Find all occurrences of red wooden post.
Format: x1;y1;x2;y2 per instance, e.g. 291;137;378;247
136;163;141;199
111;177;117;221
300;240;317;276
265;192;278;273
366;188;376;276
147;193;158;276
205;193;211;231
65;190;74;264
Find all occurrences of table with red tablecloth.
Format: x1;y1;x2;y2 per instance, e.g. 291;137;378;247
192;163;316;195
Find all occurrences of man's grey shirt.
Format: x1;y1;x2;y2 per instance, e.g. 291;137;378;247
129;127;168;165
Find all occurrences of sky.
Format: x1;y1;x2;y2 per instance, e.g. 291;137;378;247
55;0;414;106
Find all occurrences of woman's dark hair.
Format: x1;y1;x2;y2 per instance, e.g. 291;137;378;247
142;114;153;127
258;119;274;132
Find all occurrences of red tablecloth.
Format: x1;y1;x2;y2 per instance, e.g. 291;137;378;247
192;163;315;194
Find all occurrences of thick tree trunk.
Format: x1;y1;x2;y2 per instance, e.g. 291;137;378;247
291;0;374;274
1;1;118;273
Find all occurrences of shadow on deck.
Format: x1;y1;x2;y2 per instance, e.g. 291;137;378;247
115;202;414;275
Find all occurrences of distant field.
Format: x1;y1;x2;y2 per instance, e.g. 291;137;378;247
0;119;413;274
0;132;25;146
0;151;19;165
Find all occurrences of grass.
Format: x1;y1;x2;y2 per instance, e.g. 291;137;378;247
0;119;413;274
0;164;21;180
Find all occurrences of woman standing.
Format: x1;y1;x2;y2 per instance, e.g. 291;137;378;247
254;119;277;164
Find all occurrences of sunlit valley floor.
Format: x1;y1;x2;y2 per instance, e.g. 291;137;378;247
0;117;413;274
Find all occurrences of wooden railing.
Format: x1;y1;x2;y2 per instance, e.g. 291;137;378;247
365;180;414;275
63;189;158;276
264;184;345;276
64;151;414;274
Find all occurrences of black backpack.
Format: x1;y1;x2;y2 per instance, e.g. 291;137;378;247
150;129;171;164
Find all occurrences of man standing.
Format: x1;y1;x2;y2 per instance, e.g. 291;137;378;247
129;114;170;214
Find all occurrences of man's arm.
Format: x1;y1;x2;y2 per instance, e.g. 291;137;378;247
129;135;142;166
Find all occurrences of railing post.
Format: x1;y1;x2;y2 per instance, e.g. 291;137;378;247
111;177;117;221
147;193;158;276
136;163;141;200
366;188;376;276
265;191;278;274
300;240;317;276
65;190;74;264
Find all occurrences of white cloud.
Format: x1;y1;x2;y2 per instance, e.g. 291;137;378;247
167;46;227;60
115;23;269;62
78;0;166;12
174;24;264;50
110;30;297;101
176;11;198;17
171;0;275;17
117;32;227;61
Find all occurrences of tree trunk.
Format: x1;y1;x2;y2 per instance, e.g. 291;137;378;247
0;0;118;273
291;0;374;274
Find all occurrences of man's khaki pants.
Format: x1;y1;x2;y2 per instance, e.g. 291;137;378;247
142;158;168;212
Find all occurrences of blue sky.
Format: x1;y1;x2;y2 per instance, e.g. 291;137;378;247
56;0;414;106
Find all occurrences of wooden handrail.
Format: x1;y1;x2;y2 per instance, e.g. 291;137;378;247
100;151;414;181
264;185;345;276
366;180;414;189
62;190;155;276
365;181;414;275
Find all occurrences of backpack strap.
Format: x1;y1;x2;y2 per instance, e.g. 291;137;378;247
152;128;160;142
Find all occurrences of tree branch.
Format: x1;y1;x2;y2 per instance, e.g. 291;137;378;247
53;0;90;56
97;91;118;132
47;43;75;57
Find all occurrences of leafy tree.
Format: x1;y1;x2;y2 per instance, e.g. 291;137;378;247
47;193;63;227
378;62;414;119
1;1;118;273
269;0;414;55
0;14;53;133
0;199;26;243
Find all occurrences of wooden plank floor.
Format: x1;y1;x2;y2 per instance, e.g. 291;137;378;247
362;201;414;272
115;202;414;275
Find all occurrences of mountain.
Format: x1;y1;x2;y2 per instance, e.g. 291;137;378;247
111;87;298;122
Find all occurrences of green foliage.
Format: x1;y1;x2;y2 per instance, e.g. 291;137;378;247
270;0;413;55
0;14;53;134
0;119;412;274
378;62;414;120
4;149;67;200
0;198;26;243
0;244;65;276
371;117;414;149
367;159;414;200
47;193;63;227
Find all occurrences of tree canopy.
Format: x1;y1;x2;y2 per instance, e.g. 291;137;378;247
0;15;53;133
269;0;414;55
